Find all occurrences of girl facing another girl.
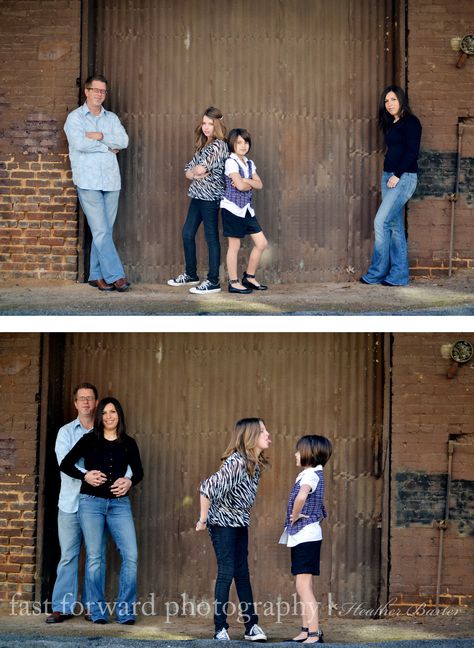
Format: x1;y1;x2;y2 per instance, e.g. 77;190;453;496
196;418;271;641
282;435;332;644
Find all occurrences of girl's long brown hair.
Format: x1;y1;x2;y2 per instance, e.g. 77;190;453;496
194;106;227;151
221;418;269;476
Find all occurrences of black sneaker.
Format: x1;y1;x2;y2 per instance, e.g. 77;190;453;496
167;273;200;286
244;624;267;641
189;280;221;294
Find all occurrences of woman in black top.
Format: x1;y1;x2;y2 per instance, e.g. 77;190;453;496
60;397;143;624
361;85;422;286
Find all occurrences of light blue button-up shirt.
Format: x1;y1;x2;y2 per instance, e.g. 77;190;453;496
55;417;91;514
55;416;133;513
64;102;129;191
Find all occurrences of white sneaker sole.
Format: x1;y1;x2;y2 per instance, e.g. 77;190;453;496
244;635;267;642
189;287;222;294
167;279;200;287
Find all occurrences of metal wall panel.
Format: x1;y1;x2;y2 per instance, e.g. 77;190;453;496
92;0;395;283
58;333;384;612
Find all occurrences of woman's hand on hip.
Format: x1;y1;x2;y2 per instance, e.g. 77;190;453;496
387;175;400;188
84;470;107;487
110;477;132;497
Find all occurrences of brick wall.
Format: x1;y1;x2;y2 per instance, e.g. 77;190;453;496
0;0;81;280
0;334;42;610
408;0;474;276
390;333;474;608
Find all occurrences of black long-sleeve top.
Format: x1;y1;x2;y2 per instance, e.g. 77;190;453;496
384;113;422;179
60;431;144;499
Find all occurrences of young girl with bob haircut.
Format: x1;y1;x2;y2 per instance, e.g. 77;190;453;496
281;435;332;644
360;85;422;286
196;418;271;641
60;397;144;625
220;128;268;294
168;106;228;294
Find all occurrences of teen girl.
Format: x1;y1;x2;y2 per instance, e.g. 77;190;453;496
168;106;228;294
360;85;422;286
282;435;332;644
220;128;268;294
196;418;271;641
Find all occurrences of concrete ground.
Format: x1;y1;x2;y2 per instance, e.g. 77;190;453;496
0;608;473;646
0;271;473;316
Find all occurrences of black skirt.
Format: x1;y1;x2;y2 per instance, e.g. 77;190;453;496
222;208;262;238
291;540;322;576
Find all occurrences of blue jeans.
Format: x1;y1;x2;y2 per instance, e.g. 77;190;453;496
362;171;417;285
182;198;221;285
209;526;258;633
77;188;125;284
51;509;106;614
78;495;138;623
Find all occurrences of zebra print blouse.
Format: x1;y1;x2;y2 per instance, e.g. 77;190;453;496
200;451;261;527
184;138;228;201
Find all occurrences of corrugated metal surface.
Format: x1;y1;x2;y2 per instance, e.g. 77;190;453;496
92;0;395;283
59;333;384;611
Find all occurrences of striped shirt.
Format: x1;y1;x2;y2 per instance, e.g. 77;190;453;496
200;451;261;527
184;138;228;201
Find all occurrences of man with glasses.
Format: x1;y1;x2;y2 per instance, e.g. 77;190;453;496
46;382;132;623
64;75;130;292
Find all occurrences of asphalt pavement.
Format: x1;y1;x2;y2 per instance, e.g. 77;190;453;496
0;636;472;648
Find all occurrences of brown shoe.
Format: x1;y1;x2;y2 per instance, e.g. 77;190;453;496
113;278;130;292
96;279;115;291
88;280;99;288
45;611;73;624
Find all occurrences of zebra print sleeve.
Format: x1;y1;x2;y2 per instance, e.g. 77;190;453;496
197;139;228;172
199;453;246;502
184;151;199;172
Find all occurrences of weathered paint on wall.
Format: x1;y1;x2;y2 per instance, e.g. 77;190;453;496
396;471;474;535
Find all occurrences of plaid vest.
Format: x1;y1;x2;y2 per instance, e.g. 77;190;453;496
286;469;327;535
224;158;253;208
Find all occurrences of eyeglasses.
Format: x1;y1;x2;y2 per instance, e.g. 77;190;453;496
76;396;96;402
86;87;107;95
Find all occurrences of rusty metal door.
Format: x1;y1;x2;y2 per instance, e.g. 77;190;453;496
55;333;385;614
90;0;396;283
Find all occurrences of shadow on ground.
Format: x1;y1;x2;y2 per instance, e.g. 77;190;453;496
0;271;473;316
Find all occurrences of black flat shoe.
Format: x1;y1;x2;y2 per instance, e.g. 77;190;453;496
228;280;251;294
242;271;268;291
359;276;371;284
303;629;324;644
284;627;308;642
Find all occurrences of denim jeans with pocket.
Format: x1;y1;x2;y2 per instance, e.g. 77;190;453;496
209;525;258;633
362;171;417;286
51;509;106;614
78;494;137;623
182;198;221;285
77;188;125;284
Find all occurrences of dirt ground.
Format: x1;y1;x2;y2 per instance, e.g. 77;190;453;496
0;271;473;316
0;607;473;644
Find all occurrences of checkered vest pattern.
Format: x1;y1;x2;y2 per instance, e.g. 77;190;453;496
224;158;253;208
285;469;327;535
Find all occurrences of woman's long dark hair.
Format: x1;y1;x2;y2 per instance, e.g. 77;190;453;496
378;85;413;133
94;396;128;442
